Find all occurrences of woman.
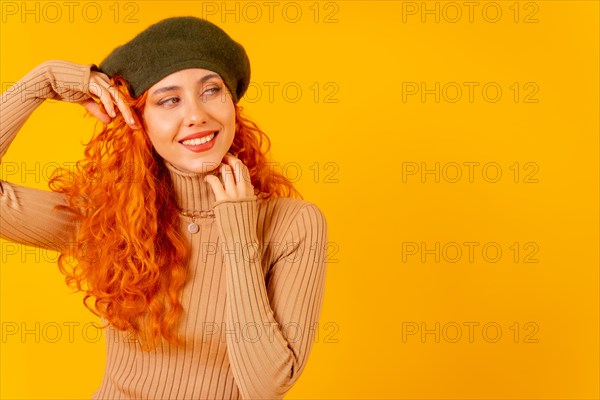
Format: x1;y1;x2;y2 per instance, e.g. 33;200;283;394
0;17;328;399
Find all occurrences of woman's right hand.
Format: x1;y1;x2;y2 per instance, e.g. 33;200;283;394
80;68;141;130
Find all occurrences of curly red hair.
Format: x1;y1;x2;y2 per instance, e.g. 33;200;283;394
49;76;300;351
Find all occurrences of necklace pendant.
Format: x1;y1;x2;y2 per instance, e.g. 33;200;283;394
179;208;214;234
187;222;200;234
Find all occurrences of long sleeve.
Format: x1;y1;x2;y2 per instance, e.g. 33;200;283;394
0;60;91;250
213;197;328;399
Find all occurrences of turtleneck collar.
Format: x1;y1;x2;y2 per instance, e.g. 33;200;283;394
164;160;220;212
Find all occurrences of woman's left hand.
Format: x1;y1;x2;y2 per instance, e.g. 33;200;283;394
205;153;255;202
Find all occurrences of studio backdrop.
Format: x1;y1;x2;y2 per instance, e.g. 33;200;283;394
1;1;598;399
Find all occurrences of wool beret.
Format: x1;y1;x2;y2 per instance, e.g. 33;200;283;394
97;16;251;102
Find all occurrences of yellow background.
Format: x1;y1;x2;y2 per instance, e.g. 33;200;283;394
1;0;598;399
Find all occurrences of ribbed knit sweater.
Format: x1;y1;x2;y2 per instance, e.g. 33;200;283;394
0;61;328;399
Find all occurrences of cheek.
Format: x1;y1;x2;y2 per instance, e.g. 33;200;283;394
143;110;178;144
222;112;236;145
217;104;236;131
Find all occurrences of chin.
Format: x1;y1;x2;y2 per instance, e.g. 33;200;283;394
176;157;223;175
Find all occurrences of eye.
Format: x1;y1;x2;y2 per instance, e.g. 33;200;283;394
157;97;179;106
202;85;222;96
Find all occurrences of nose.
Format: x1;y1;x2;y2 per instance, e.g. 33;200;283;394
184;97;209;127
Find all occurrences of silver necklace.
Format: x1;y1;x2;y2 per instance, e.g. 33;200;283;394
178;209;215;234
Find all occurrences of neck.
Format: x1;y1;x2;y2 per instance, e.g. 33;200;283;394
164;160;219;211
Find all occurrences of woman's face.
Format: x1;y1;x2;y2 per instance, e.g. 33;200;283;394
142;68;235;174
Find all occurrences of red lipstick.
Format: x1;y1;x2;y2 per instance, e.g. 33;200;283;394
178;130;219;153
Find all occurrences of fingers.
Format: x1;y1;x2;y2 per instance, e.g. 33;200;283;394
204;175;227;200
222;154;253;197
81;99;111;124
112;87;139;128
87;72;140;129
220;164;237;195
204;154;254;202
88;75;116;118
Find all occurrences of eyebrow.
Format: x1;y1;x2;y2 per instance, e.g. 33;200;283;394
151;74;221;96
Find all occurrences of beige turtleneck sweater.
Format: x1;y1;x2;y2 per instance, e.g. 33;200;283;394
0;61;328;399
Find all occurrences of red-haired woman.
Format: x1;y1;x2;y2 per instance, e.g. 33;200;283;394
0;17;328;399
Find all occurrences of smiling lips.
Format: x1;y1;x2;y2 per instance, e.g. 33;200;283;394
179;130;219;152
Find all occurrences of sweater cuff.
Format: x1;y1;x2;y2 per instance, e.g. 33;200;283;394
40;60;93;103
213;197;259;250
212;195;257;209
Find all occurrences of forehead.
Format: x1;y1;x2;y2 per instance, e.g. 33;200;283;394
149;68;223;92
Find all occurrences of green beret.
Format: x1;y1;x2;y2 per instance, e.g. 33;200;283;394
97;16;251;102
